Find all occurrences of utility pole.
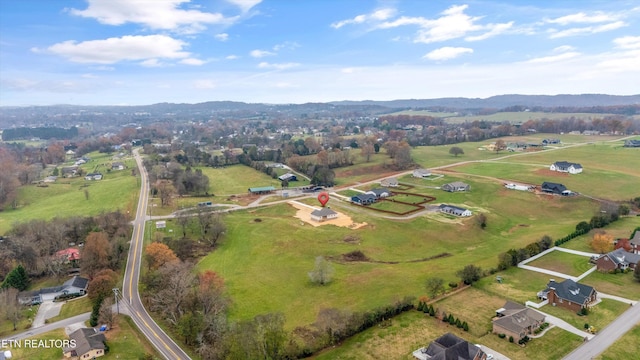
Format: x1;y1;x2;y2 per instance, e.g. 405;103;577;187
112;288;120;314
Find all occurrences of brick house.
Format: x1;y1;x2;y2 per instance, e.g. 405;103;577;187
492;301;545;342
596;248;640;272
537;279;597;312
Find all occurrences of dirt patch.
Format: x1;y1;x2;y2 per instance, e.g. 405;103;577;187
343;235;361;244
289;201;367;229
342;250;369;262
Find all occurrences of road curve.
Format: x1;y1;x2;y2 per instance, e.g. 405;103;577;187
122;148;191;360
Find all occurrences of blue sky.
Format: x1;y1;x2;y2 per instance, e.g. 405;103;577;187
1;0;639;106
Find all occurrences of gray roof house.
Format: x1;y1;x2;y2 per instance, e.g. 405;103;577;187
380;177;399;187
19;275;89;304
413;333;486;360
64;328;107;359
310;208;338;222
596;248;640;271
541;182;570;195
413;169;432;178
351;193;377;205
366;188;391;198
439;204;472;217
492;301;545;341
537;279;597;311
441;181;470;192
550;161;583;174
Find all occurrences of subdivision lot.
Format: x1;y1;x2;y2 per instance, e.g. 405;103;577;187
525;250;593;278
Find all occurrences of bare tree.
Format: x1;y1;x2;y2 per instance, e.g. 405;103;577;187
98;297;115;328
149;261;195;325
0;287;21;330
308;256;334;285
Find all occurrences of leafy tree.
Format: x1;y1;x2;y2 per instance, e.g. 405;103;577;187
538;235;553;251
2;264;30;291
178;312;203;346
449;146;464;157
591;232;614;254
497;252;513;271
88;269;118;300
634;261;640;282
308;256;334;285
476;213;487;229
425;277;445;298
494;139;506;153
145;242;179;270
373;143;380;153
576;221;591;233
456;264;483;285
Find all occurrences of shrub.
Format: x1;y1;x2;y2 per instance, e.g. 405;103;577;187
498;333;506;339
448;282;458;289
584;323;590;329
509;336;514;343
462;321;469;332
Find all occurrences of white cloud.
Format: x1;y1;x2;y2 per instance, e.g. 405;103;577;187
553;45;576;53
548;21;626;38
226;55;239;60
423;47;473;61
36;35;190;64
180;58;206;66
140;59;163;67
225;0;262;13
525;52;581;63
193;79;216;89
257;62;300;70
273;41;300;51
331;8;396;29
250;49;275;58
70;0;232;33
215;33;229;41
614;36;640;49
546;11;620;25
374;5;512;44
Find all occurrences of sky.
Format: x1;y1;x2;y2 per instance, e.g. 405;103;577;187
1;0;639;106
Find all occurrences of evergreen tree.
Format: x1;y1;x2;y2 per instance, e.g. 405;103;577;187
90;294;104;327
1;264;30;291
462;321;469;331
448;314;455;324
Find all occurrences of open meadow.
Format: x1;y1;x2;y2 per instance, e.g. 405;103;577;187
0;151;139;234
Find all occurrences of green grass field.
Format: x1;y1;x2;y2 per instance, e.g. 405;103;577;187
0;151;139;234
47;296;93;324
525;250;593;277
197;165;288;195
596;324;640;360
539;298;629;331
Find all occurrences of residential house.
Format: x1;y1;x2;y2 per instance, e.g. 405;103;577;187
63;328;107;360
595;248;640;272
310;208;338;222
623;139;640;147
351;193;377;205
537;279;597;312
61;166;78;177
55;248;81;264
380;177;399;187
19;275;89;304
550;161;583;174
541;182;570;195
278;173;297;181
542;139;561;145
413;333;486;360
413;169;432;178
441;182;470;192
492;301;545;341
439;204;472;217
84;173;103;181
366;188;391;198
111;161;125;170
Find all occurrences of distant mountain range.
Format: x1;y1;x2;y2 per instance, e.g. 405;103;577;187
329;94;640;109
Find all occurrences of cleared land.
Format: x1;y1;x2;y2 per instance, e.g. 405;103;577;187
525;250;594;278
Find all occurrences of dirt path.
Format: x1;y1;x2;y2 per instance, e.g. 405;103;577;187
288;201;367;229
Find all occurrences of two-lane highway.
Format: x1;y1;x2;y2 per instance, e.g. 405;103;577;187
122;149;191;360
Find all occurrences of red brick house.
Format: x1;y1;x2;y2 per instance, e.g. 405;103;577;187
537;279;597;312
492;301;545;342
596;248;640;272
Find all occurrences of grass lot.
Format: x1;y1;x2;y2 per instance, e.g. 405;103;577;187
7;329;67;359
0;305;38;337
0;151;139;234
475;267;566;304
596;324;640;360
525;250;593;277
581;270;640;300
197;164;287;195
314;292;583;360
197;186;599;329
47;296;93;324
368;200;421;214
539;299;629;331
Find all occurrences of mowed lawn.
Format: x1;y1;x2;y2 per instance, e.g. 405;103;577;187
596;324;640;360
197;183;600;330
313;289;583;360
197;164;284;195
0;153;139;233
525;250;594;277
559;216;640;253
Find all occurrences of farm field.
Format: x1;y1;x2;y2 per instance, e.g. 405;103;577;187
0;151;139;234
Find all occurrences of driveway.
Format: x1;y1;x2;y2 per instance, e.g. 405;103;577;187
31;300;63;328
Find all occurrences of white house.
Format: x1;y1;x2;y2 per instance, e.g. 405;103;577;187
380;177;399;187
85;173;103;181
310;208;338;222
438;204;472;217
412;169;432;178
550;161;583;174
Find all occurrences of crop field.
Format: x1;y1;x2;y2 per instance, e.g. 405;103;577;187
0;151;139;234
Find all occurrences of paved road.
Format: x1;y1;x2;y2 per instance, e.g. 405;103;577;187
121;149;191;360
563;302;640;360
1;312;91;342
